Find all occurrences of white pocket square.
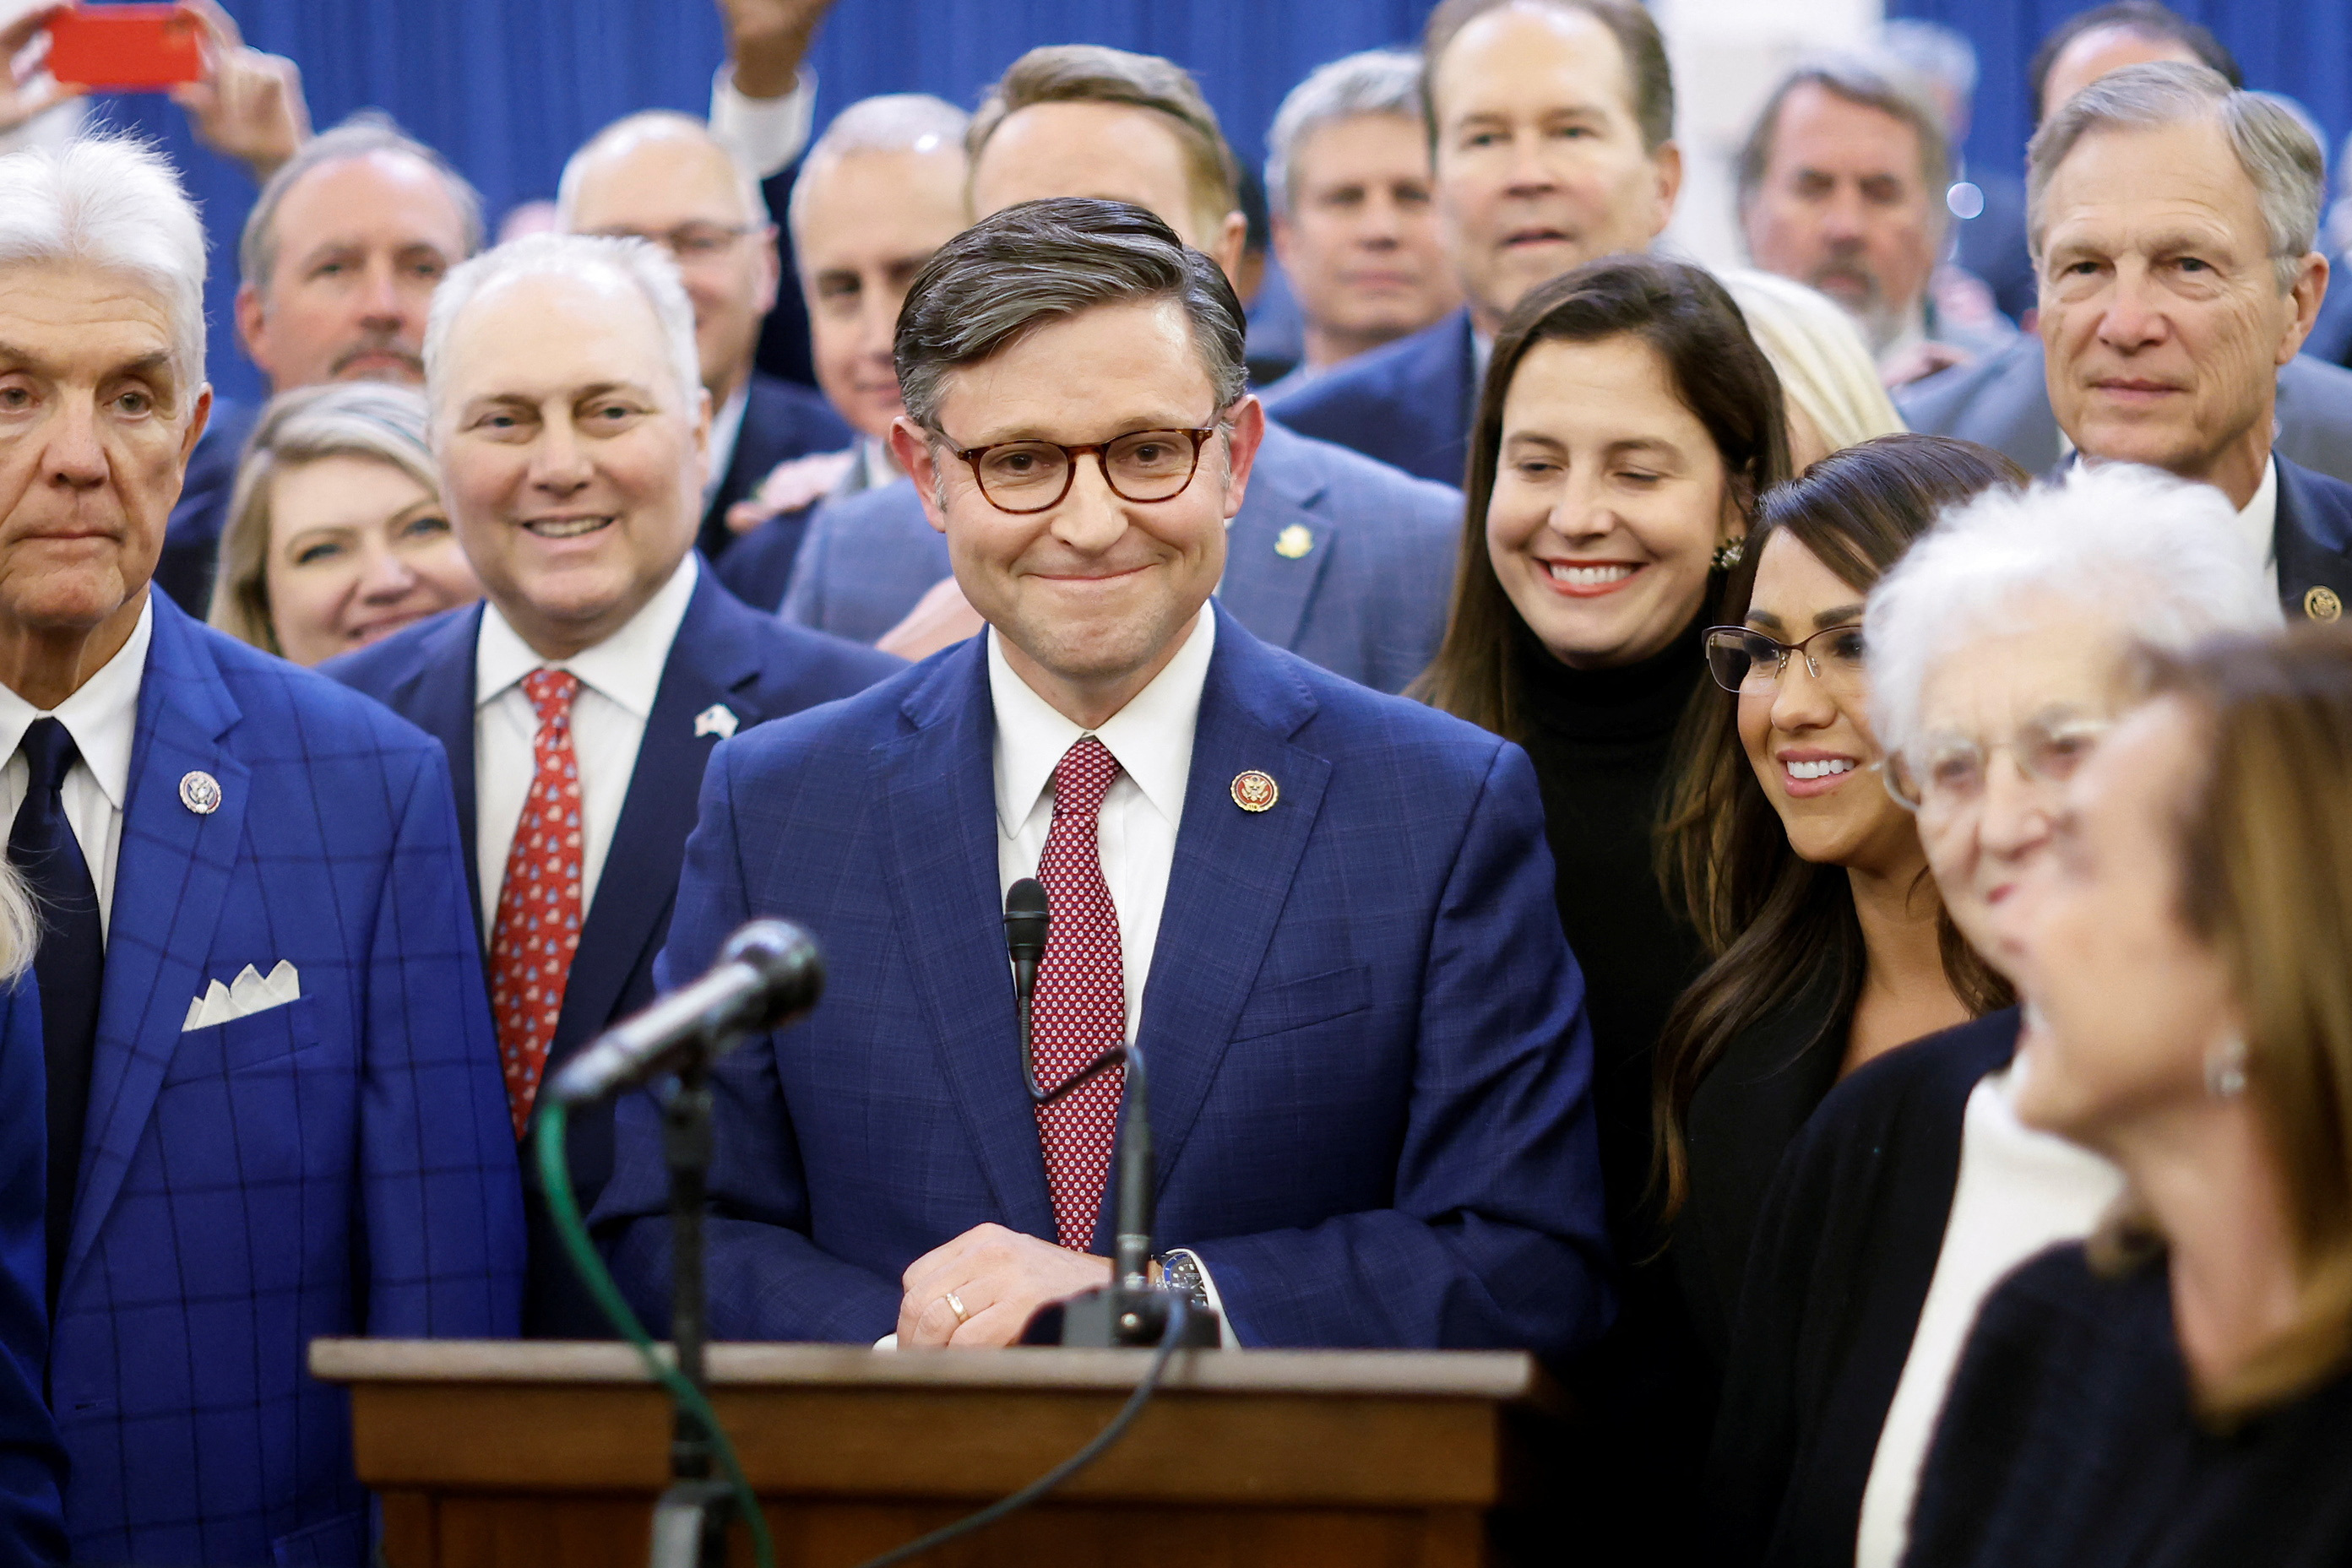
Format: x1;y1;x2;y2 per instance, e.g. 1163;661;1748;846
182;961;301;1031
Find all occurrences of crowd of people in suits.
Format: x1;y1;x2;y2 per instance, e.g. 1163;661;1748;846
0;0;2347;1564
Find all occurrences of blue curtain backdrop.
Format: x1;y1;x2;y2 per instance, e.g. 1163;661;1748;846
1887;0;2352;196
82;0;1434;405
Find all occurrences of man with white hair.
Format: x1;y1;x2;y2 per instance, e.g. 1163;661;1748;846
716;92;973;610
0;134;524;1564
325;234;899;1335
1258;49;1460;399
562;111;851;567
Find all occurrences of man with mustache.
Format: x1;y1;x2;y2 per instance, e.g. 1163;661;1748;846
1737;56;2013;388
1268;0;1681;486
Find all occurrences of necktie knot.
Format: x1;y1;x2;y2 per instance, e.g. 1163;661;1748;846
18;717;79;800
522;669;580;728
1051;735;1122;822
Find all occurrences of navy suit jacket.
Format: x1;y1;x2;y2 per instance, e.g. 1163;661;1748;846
779;421;1464;694
593;605;1611;1354
153;396;258;619
1265;309;1479;486
1896;335;2352;488
699;370;852;562
56;595;522;1566
0;985;62;1565
2278;456;2352;619
325;567;900;1333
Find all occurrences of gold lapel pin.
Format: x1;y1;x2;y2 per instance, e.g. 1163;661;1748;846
1274;524;1314;560
1230;770;1279;812
2306;586;2343;623
179;771;221;815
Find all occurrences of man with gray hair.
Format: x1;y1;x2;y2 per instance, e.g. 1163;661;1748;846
0;133;524;1564
2020;62;2352;621
1736;55;2014;384
1257;49;1460;399
716;92;972;610
325;233;898;1335
594;196;1611;1358
783;41;1464;696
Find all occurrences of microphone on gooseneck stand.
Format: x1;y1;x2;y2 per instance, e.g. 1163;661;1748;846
1000;878;1222;1349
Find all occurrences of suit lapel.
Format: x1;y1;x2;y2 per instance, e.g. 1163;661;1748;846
1135;609;1329;1182
551;577;759;1065
66;599;250;1291
401;605;486;930
873;642;1055;1236
1218;427;1334;654
2274;458;2352;621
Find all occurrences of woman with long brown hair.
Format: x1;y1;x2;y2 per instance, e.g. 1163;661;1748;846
1654;434;2023;1365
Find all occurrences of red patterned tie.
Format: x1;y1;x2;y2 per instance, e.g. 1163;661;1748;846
1030;736;1127;1251
489;669;584;1137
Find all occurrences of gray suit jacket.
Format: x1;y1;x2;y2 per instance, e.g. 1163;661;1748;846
1896;335;2352;486
779;420;1464;693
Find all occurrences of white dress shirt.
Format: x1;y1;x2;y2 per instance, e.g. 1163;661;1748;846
0;597;152;940
2237;453;2281;600
706;66;816;182
989;612;1214;1046
474;553;701;934
1852;1064;2123;1568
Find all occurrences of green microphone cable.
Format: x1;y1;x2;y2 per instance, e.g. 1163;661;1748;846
534;1099;776;1568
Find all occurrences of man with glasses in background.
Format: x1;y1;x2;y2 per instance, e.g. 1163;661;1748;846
562;111;850;566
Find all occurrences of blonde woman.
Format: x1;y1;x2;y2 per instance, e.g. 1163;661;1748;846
208;383;481;665
1720;268;1905;471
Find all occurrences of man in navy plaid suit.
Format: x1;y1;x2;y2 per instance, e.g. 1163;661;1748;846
596;198;1611;1354
0;136;522;1564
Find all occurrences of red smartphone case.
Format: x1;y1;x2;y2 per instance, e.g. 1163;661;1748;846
46;6;203;92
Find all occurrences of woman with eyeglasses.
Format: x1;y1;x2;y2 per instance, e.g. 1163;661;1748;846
1655;433;2025;1370
1417;254;1788;1563
1703;464;2279;1568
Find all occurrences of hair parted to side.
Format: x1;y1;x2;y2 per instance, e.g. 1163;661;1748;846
209;382;439;656
1421;0;1675;154
2127;624;2352;1419
1651;434;2027;1223
1414;254;1790;741
1719;268;1906;455
0;133;208;383
241;112;483;294
894;197;1247;436
787;94;971;241
424;234;703;422
2028;62;2322;291
1736;55;1953;224
2029;0;2240;122
1866;461;2280;762
970;46;1240;242
1263;50;1425;217
559;110;771;229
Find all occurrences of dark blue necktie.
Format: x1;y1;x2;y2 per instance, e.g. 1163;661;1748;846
8;718;102;1302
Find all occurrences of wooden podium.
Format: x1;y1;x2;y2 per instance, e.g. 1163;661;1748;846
311;1337;1551;1567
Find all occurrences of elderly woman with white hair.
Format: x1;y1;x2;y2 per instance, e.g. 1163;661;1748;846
1703;462;2279;1568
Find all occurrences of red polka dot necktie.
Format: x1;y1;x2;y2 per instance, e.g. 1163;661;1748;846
490;669;584;1138
1030;735;1127;1251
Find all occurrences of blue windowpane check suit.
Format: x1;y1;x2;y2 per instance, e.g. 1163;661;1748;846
325;570;903;1335
779;420;1464;696
593;605;1613;1354
0;983;63;1564
52;594;523;1566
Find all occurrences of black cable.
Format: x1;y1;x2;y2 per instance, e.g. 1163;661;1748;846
848;1297;1195;1568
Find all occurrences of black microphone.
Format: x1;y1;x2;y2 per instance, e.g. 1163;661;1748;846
550;920;823;1106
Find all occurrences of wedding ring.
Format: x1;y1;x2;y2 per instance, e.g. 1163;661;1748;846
944;1290;970;1325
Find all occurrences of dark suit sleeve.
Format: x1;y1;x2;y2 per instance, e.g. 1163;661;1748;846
359;740;524;1337
0;985;63;1563
593;736;904;1340
1187;742;1614;1355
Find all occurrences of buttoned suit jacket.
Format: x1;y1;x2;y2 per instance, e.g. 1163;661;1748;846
1263;309;1478;487
52;594;523;1567
592;605;1613;1354
698;370;853;562
324;571;901;1333
1894;335;2352;486
778;420;1464;695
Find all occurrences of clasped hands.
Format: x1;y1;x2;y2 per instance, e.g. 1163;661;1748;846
895;1222;1154;1348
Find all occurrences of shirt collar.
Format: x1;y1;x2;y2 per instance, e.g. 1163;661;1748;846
475;551;701;719
989;610;1216;840
703;384;751;502
2238;453;2279;567
0;594;151;811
